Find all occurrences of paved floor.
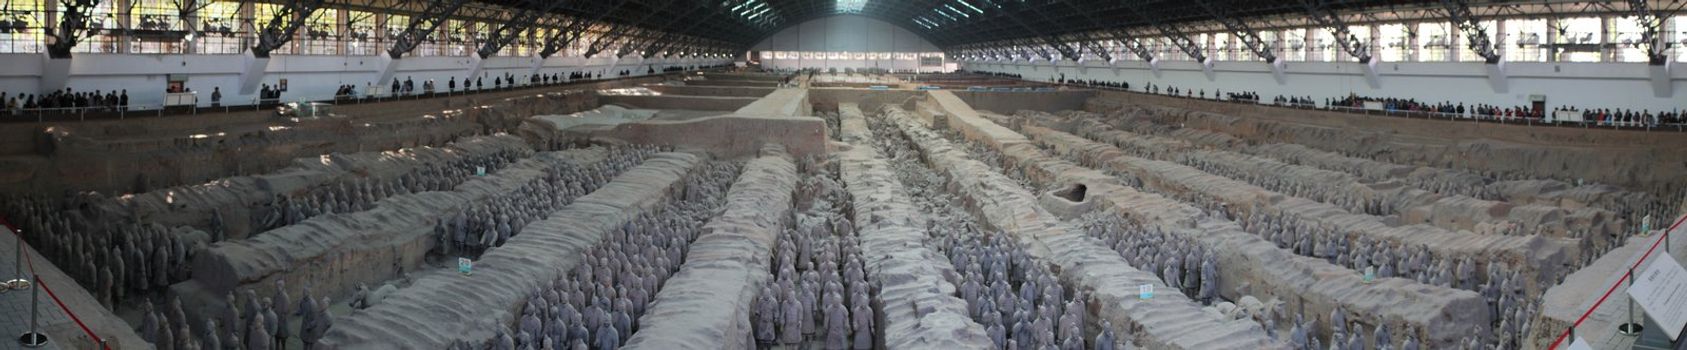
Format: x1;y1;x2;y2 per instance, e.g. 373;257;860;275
1;237;65;350
1;232;147;350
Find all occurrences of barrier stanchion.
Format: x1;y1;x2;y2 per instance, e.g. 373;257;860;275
5;228;22;290
1547;213;1687;349
17;273;47;347
2;217;111;349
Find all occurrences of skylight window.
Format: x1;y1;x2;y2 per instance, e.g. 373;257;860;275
837;0;868;14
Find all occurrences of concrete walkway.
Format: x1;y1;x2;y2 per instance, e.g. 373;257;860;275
1;231;147;350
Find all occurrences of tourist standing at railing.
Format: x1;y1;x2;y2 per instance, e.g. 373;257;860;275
211;87;222;107
449;77;457;93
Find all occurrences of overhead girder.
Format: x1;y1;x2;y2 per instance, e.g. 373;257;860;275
252;0;328;58
388;0;470;59
1124;1;1207;63
1623;0;1686;65
538;1;628;59
474;0;567;59
1437;0;1497;63
44;0;103;59
1197;0;1278;63
638;3;718;59
1004;0;1082;61
1301;0;1373;63
536;15;590;59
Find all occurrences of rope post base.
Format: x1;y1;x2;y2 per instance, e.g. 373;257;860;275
1616;322;1644;336
16;332;48;348
3;278;28;292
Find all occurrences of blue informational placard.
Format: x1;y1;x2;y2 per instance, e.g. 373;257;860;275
476;166;486;176
458;258;474;275
1138;284;1153;300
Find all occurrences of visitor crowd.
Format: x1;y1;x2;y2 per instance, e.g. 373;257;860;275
3;64;732;117
958;69;1687;129
2;89;130;112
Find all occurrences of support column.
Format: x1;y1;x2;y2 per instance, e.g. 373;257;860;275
116;0;132;54
1601;16;1615;62
236;2;266;95
337;9;348;55
1545;18;1559;62
1407;23;1420;62
39;0;69;94
183;0;198;54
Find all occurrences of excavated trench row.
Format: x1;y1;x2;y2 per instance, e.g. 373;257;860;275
1015;111;1621;245
113;134;534;241
922;99;1489;349
875;105;1285;350
319;152;703;349
833;103;994;349
622;146;799;350
1093;106;1673;236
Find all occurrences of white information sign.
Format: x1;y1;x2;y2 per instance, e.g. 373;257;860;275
1138;284;1153;300
1626;256;1687;340
1566;337;1593;350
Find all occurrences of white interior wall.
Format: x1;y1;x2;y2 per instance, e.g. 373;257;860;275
752;15;950;72
963;59;1687;113
0;53;731;108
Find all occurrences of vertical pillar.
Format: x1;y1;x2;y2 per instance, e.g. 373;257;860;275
38;0;69;94
1369;24;1381;60
1494;19;1507;61
1407;23;1420;62
1449;24;1462;62
114;0;131;54
337;9;348;55
1601;16;1615;62
1304;28;1315;62
239;1;253;50
1546;18;1559;62
183;0;199;54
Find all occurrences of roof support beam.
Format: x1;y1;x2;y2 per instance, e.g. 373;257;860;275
1301;0;1373;63
474;0;567;59
1624;0;1685;65
44;0;103;59
1437;0;1497;63
252;0;326;58
1124;1;1206;63
387;0;469;59
1197;0;1278;63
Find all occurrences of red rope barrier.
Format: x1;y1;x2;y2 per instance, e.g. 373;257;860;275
1546;213;1687;350
2;217;112;350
